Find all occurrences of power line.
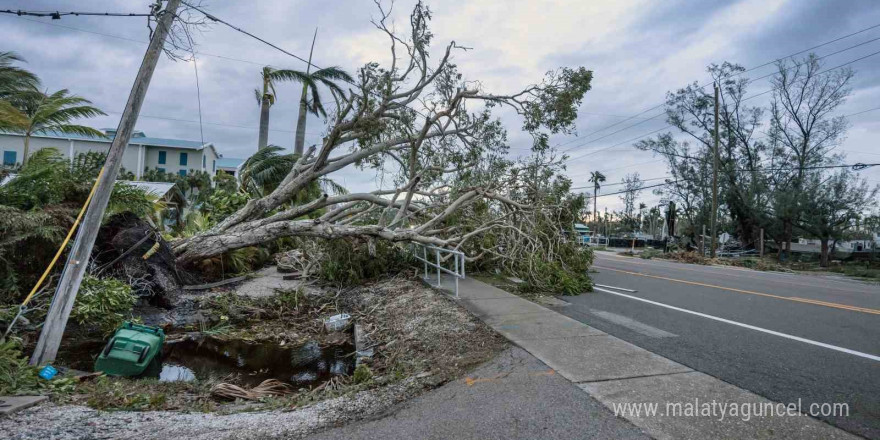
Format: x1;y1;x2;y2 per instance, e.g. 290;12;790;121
178;1;440;124
560;37;880;159
102;110;323;136
575;163;879;194
178;2;314;67
2;14;329;139
563;50;880;165
550;21;880;152
0;9;152;18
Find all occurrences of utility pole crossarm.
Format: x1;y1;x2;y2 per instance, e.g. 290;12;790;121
30;0;182;366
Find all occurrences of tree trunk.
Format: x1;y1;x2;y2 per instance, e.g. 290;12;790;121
294;86;309;156
258;96;271;150
22;134;30;167
593;186;598;223
820;238;830;267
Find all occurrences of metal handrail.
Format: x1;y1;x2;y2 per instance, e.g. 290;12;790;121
411;243;466;298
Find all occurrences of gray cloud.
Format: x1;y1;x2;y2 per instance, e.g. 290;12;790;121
1;0;878;208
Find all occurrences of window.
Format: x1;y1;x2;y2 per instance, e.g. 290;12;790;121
158;151;166;165
202;155;206;168
212;160;216;173
179;152;188;166
179;169;187;177
3;151;16;166
157;167;166;173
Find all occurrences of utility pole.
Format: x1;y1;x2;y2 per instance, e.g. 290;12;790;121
710;82;720;258
759;228;764;258
31;0;181;366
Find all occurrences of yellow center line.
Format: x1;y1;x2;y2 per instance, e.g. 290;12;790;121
594;254;873;295
594;266;880;315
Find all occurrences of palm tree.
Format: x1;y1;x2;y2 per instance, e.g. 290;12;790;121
293;30;354;156
256;66;311;151
0;89;105;166
0;51;39;100
588;171;606;223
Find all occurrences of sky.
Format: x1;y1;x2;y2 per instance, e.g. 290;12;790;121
2;0;879;213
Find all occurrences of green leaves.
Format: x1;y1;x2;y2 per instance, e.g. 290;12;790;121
72;276;137;335
522;67;593;135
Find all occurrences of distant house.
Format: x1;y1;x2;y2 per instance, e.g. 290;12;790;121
215;157;245;178
0;128;222;178
118;180;187;229
120;180;186;208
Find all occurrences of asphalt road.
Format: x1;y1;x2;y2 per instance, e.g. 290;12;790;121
557;252;880;439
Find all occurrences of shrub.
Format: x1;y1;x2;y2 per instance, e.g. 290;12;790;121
0;339;76;395
352;364;373;384
72;276;137;334
520;248;593;295
640;248;662;259
318;238;411;285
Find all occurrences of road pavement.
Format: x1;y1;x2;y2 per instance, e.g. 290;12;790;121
556;252;880;438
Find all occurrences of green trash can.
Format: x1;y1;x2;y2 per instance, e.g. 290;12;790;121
94;322;165;377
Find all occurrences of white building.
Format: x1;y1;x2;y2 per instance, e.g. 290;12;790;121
0;128;222;178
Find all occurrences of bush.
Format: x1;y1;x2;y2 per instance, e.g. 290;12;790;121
0;339;76;395
640;248;662;259
318;238;411;285
520;248;593;295
0;339;39;395
352;364;373;384
72;276;137;334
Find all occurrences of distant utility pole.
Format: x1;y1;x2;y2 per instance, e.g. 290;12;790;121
710;82;720;258
31;0;182;366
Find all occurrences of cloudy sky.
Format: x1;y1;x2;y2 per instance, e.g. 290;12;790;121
2;0;879;212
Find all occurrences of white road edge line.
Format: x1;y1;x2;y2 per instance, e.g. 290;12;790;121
594;283;638;293
592;286;880;362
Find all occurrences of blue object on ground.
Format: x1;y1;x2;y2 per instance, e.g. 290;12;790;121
38;365;57;380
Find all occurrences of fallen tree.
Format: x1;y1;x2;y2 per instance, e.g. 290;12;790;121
172;2;594;271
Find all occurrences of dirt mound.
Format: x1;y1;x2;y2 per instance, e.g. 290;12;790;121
95;213;198;306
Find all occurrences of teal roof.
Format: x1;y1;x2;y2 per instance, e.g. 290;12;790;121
1;129;213;151
128;136;207;149
216;157;245;169
0;129;109;142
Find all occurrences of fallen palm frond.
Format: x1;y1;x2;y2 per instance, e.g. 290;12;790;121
210;379;294;401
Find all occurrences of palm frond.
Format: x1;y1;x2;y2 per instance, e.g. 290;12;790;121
0;51;40;98
267;68;312;84
312;67;353;96
309;86;326;117
239;146;296;197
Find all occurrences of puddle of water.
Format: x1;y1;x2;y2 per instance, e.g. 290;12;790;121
156;337;355;387
56;336;356;388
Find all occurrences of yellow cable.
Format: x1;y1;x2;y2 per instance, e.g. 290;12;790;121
20;167;105;307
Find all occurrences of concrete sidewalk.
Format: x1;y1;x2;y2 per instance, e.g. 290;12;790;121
311;347;651;440
435;276;859;440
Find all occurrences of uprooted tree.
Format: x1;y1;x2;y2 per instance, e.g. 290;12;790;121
172;2;594;287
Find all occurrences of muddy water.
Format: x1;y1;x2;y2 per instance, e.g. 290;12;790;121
57;336;355;388
158;337;355;386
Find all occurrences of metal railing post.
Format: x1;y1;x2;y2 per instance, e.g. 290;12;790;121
453;253;460;298
423;245;428;280
461;252;466;278
435;248;441;287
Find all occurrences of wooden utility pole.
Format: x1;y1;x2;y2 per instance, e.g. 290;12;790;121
31;0;181;366
759;228;765;258
710;82;720;258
